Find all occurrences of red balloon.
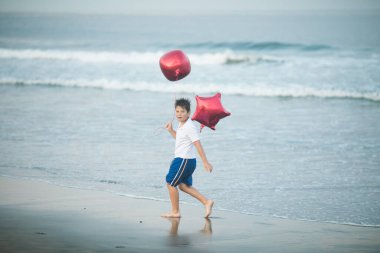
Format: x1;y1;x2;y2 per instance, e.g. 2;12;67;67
191;93;231;131
159;50;191;81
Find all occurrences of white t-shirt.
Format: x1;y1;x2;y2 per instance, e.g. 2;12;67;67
175;118;200;158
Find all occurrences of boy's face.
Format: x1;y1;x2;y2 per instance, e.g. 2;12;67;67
175;106;190;123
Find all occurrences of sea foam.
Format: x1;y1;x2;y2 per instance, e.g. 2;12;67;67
1;78;379;102
0;48;283;65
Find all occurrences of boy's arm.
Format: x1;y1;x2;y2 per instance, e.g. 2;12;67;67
165;122;176;139
193;140;213;173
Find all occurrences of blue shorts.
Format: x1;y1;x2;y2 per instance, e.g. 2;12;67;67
166;158;196;187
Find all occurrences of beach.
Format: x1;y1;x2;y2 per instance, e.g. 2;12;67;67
1;11;380;252
1;176;379;253
1;13;380;227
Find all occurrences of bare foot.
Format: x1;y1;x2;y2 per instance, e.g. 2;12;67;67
205;200;214;218
161;212;181;218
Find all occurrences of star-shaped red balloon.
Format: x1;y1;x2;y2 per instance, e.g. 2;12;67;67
191;93;231;131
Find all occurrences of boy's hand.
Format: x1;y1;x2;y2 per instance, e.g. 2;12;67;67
165;121;176;139
204;162;213;173
165;121;173;132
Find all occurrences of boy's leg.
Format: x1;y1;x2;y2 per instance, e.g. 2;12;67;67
162;184;181;218
178;183;214;217
178;183;207;204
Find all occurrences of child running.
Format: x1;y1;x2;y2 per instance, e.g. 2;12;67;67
162;98;214;218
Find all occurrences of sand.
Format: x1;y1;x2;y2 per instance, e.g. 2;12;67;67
0;176;379;253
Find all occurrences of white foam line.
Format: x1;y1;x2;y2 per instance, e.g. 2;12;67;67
1;78;379;102
0;48;282;65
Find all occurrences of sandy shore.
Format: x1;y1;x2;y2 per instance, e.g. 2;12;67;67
0;176;379;253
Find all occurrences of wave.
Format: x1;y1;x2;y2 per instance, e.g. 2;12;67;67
1;78;379;102
174;41;335;52
99;179;120;184
0;48;163;64
0;48;284;65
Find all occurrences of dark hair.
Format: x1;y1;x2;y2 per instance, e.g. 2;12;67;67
175;98;191;112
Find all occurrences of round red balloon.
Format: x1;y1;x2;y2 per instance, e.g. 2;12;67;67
159;50;191;81
191;93;231;131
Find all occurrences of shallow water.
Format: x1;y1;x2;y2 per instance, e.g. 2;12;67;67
1;84;379;226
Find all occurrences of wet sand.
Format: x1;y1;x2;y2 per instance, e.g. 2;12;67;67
0;176;379;253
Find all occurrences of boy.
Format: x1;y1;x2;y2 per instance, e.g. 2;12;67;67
162;98;214;218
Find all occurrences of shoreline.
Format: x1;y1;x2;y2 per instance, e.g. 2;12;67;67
2;175;379;228
1;176;380;252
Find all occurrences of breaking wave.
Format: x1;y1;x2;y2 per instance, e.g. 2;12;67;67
0;48;284;65
1;78;379;102
176;41;335;51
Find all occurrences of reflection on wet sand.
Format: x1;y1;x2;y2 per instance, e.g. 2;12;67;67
164;218;213;247
200;218;212;236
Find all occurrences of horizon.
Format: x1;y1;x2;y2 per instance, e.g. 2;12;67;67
0;0;379;15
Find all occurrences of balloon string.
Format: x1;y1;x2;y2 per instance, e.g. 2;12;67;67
153;70;179;136
153;91;177;136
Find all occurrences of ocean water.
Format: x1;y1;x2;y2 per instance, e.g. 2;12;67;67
0;12;380;226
